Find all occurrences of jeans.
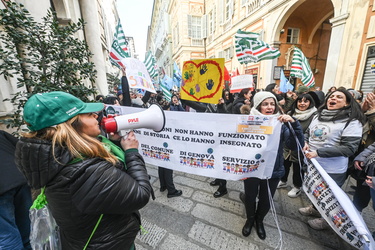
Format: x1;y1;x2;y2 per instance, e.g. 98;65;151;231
281;159;303;188
371;187;375;211
353;179;371;212
0;184;32;250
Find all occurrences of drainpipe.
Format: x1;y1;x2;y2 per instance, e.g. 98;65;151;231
203;0;206;58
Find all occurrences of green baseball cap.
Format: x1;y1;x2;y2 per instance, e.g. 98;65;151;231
24;91;104;131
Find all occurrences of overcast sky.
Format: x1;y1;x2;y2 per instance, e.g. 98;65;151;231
116;0;154;61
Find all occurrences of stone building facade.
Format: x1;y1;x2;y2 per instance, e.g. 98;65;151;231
148;0;371;93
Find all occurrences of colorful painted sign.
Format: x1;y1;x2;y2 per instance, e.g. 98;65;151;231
180;58;224;104
122;58;156;93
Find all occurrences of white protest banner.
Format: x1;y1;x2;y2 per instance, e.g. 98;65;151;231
230;74;253;93
117;106;281;180
303;159;375;250
122;58;156;93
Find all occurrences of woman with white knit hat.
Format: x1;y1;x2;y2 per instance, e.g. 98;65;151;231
241;91;304;240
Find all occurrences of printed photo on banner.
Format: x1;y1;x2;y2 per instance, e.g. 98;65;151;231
230;74;254;93
122;58;156;93
180;58;224;104
303;159;375;249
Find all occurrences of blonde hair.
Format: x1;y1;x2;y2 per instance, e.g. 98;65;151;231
23;115;118;165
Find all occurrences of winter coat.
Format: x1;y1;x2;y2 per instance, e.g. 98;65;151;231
272;121;304;178
169;103;185;111
0;131;28;195
15;137;152;250
354;142;375;167
217;101;233;114
232;97;247;114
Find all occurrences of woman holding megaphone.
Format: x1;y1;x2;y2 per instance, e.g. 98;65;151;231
15;91;152;249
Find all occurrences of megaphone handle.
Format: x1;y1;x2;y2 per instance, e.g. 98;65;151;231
119;129;132;138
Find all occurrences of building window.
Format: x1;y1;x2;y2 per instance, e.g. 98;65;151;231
224;46;234;60
225;0;232;22
189;15;202;39
287;28;300;44
208;8;215;36
218;46;234;61
188;15;205;46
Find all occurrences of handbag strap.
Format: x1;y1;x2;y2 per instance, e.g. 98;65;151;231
83;214;103;250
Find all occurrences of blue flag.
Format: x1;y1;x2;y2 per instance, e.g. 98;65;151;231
173;62;182;87
279;69;294;93
162;74;175;90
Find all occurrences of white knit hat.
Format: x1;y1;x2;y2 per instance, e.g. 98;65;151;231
252;91;277;109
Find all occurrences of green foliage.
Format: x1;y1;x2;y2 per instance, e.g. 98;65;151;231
0;2;98;131
106;72;121;95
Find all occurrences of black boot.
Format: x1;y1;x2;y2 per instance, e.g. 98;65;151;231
210;179;220;186
242;216;255;237
255;217;266;240
213;183;228;198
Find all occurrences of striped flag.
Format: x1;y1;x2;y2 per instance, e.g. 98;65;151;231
144;51;158;78
109;21;130;69
235;29;280;64
160;79;172;102
290;47;315;87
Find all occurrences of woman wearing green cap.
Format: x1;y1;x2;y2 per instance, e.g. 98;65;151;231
15;91;152;249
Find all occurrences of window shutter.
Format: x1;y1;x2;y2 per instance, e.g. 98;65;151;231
229;0;234;17
188;15;192;38
212;6;216;32
218;51;224;58
218;0;224;25
230;46;234;58
202;15;207;39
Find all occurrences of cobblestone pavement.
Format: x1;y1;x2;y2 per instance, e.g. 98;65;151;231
134;164;374;250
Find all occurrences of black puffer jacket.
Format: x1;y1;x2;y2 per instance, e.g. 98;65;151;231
15;137;152;250
232;97;247;114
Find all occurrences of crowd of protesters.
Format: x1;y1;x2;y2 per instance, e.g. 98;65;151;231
97;81;374;238
3;75;375;249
